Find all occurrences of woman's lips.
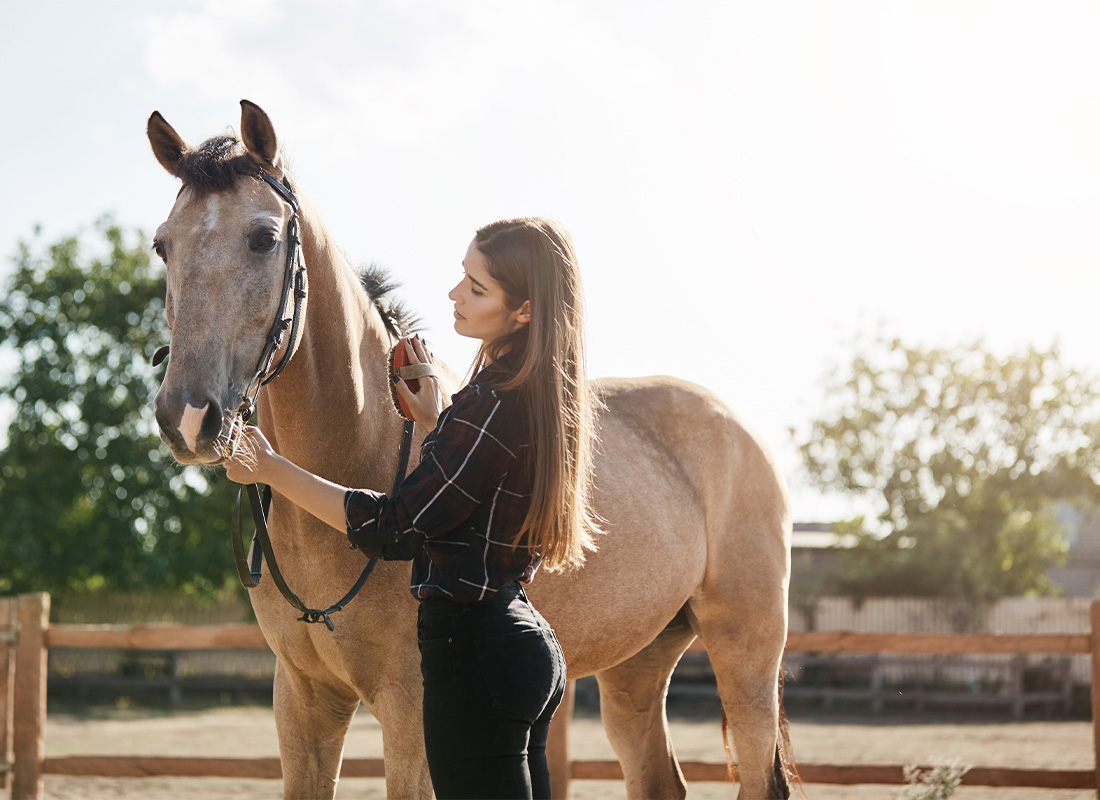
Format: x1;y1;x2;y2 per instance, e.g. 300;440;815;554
453;309;465;321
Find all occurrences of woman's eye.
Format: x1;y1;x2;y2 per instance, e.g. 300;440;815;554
459;272;484;296
249;231;278;251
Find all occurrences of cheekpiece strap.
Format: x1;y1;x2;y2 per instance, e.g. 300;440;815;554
257;171;299;212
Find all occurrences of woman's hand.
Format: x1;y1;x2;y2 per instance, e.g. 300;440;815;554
224;425;350;533
394;335;444;429
225;426;280;485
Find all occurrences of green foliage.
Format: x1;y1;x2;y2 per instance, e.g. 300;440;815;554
0;219;241;596
798;335;1100;601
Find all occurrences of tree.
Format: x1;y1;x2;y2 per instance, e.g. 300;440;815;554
0;219;241;596
797;335;1100;602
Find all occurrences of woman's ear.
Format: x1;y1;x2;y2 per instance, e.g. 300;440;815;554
515;300;532;326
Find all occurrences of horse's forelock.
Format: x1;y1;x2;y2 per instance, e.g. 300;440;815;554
177;134;263;191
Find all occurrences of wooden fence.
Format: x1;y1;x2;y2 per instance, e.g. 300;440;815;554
3;592;1099;798
779;651;1077;716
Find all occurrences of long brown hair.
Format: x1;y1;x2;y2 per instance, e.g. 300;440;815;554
472;217;600;570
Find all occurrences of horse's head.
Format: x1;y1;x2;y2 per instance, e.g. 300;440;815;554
148;100;305;465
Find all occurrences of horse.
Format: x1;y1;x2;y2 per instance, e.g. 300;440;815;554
147;100;794;799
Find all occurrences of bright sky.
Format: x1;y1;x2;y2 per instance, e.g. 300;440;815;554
1;0;1098;523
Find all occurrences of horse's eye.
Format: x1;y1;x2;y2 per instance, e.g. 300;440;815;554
249;230;278;252
152;240;167;263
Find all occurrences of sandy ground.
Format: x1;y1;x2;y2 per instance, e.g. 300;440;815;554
35;700;1094;800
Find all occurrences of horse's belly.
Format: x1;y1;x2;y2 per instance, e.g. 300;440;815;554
527;440;706;676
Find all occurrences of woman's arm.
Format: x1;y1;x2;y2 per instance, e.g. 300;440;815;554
226;383;523;556
225;427;349;534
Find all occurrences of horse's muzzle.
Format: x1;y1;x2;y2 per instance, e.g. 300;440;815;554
155;391;230;465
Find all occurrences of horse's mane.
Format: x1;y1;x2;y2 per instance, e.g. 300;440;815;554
358;265;421;338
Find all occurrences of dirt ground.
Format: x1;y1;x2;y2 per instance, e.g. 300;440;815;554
37;699;1093;800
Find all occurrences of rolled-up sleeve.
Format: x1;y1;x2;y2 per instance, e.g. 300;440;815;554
344;488;418;560
345;386;523;558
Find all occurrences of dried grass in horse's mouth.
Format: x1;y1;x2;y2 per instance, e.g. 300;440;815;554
215;411;255;465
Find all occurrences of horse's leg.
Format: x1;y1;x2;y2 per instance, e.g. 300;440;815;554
690;579;789;799
365;679;435;799
595;615;697;800
273;659;359;800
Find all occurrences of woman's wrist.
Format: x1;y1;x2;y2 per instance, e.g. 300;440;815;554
255;451;290;490
262;455;351;534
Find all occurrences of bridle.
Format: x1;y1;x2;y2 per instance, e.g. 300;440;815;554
157;168;416;631
149;169;306;417
237;171;308;422
231;169;418;631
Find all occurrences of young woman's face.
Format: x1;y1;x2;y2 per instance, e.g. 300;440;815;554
448;239;530;346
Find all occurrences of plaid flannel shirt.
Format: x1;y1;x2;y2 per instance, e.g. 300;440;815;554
345;365;539;601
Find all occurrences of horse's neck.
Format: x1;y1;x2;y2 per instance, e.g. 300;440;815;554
258;196;404;492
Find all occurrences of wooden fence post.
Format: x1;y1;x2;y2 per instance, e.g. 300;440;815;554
1090;599;1100;800
547;679;575;799
11;594;48;800
1;597;14;795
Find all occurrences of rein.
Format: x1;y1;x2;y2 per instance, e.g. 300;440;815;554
231;418;415;631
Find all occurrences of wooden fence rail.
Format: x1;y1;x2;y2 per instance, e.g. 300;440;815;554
3;593;1099;798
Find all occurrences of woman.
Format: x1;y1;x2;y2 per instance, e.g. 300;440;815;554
225;217;600;799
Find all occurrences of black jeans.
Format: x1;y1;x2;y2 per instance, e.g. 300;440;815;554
417;582;566;800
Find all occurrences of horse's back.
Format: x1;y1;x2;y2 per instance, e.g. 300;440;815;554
594;374;789;523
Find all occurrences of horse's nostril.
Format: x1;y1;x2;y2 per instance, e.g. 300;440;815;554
201;400;225;442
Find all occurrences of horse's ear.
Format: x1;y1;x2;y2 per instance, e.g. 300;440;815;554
148;111;190;176
240;99;281;171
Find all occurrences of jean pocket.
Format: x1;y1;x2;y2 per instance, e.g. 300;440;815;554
417;606;453;642
418;631;457;707
473;628;561;721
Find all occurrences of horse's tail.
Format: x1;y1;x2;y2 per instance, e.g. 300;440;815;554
720;710;738;783
775;666;805;799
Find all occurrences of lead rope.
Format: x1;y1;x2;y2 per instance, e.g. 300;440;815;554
232;418;416;631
